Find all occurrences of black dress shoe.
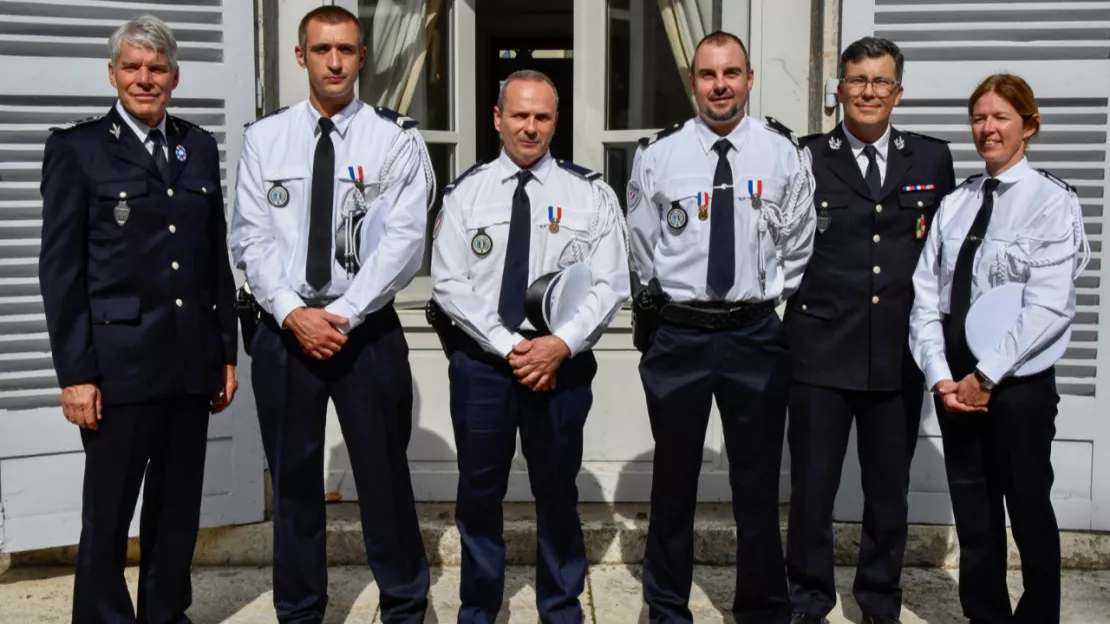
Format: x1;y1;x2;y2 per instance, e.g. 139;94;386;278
789;614;829;624
862;616;901;624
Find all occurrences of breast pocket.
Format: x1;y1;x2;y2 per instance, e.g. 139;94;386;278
92;180;150;238
261;167;310;211
813;190;851;235
655;182;707;254
462;205;512;272
532;206;594;267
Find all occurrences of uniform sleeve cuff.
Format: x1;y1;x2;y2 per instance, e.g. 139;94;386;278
56;361;101;389
925;359;953;392
554;324;587;358
325;298;362;334
974;353;1010;386
490;328;525;359
271;290;306;329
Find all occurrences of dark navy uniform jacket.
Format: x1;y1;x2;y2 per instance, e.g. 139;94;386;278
38;105;238;405
784;124;955;391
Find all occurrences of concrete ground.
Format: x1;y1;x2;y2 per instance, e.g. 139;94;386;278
1;565;1108;623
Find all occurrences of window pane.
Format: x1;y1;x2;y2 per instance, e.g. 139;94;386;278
420;142;454;275
604;143;638;214
608;0;692;130
359;1;452;131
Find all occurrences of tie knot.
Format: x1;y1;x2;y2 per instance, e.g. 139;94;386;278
515;169;533;185
863;144;878;159
148;128;164;144
318;117;334;135
713;139;731;156
984;177;1001;193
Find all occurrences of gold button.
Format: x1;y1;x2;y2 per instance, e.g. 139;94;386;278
175;298;183;307
873;266;881;274
169;225;176;233
167;189;174;197
119;191;127;199
872;296;880;304
171;261;180;270
873;234;881;243
875;205;883;213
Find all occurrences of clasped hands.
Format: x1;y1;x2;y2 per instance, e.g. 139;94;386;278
935;373;991;413
508;336;571;392
285;307;349;360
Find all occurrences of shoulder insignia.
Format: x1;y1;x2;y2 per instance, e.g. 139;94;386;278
960;173;984;187
905;130;950;145
49;115;104;132
1038;169;1077;193
638;122;683;148
764;116;800;147
556;159;602;182
243;106;288;129
444;161;488;195
169;115;212;136
374;106;419;130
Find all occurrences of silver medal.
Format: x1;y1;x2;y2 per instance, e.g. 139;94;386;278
113;191;130;226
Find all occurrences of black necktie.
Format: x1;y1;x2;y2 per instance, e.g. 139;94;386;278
307;117;335;291
148;128;169;182
946;177;1001;376
707;139;735;297
863;144;882;198
499;170;533;330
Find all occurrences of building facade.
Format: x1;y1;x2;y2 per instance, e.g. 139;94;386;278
0;0;1107;554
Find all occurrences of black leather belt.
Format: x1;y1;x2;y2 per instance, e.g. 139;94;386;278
659;300;775;331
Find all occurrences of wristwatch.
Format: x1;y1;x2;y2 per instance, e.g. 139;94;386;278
974;369;996;391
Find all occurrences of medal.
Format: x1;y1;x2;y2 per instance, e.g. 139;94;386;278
548;206;562;233
748;179;763;209
113;191;130;227
471;228;493;256
697;192;710;221
175;145;187;162
817;201;830;234
916;215;927;240
267;182;289;207
667;203;688;230
348;165;365;194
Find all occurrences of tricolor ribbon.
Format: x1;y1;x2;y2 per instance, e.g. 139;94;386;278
697;192;710;207
748;179;763;197
548;206;563;222
901;184;936;192
348;166;365;191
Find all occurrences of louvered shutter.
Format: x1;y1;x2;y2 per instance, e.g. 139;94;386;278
839;0;1110;530
0;0;263;552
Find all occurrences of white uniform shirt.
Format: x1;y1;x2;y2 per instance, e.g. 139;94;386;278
843;121;890;186
431;151;631;358
229;99;434;331
909;157;1090;388
115;100;168;159
626;116;816;302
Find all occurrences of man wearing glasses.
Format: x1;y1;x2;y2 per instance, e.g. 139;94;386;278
782;37;955;624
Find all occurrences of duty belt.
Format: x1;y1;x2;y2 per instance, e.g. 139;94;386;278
659;300;775;331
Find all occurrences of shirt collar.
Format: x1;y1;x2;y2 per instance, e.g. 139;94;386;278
304;97;363;138
497;149;555;186
115;100;167;144
842;121;891;164
694;115;750;154
989;156;1034;188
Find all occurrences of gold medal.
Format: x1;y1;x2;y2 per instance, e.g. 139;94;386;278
549;221;560;234
698;206;709;221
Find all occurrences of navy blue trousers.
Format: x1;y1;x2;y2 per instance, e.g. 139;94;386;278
250;307;429;624
936;368;1060;624
448;348;597;624
73;395;210;624
785;375;923;618
639;314;792;624
639;313;794;621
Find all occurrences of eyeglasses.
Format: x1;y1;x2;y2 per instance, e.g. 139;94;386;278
841;76;899;97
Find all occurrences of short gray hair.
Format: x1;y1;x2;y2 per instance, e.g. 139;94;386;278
109;14;179;71
497;70;559;110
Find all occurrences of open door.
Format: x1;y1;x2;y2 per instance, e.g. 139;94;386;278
0;0;264;552
838;0;1110;531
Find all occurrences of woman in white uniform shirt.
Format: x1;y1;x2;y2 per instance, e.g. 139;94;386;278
909;73;1090;624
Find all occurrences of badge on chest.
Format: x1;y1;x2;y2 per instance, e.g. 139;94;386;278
471;228;493;256
267;182;289;207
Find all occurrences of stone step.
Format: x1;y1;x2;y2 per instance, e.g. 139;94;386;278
9;503;1110;570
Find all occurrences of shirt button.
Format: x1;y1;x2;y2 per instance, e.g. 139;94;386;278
873;266;881;274
167;189;174;197
875;204;883;213
872;296;880;304
175;298;183;307
171;261;180;270
169;225;176;233
873;234;881;243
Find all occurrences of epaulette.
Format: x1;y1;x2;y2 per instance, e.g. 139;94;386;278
1038;169;1077;193
764;116;800;147
638;122;682;148
49;115;103;132
169;115;212;136
374;106;419;130
905;130;949;144
243;106;288;129
556;159;602;182
444;161;487;195
960;173;984;187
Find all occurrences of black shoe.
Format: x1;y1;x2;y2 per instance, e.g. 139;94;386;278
862;616;901;624
789;614;829;624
